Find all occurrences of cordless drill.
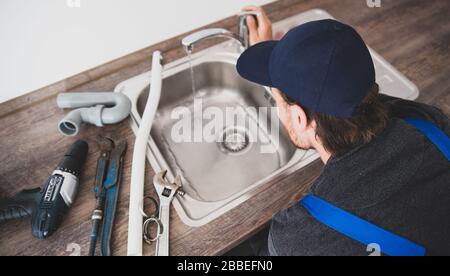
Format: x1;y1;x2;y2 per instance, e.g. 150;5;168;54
0;140;88;239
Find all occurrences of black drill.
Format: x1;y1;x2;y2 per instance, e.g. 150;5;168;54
0;140;88;239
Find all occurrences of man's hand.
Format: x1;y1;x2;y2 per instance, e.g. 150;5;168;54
242;6;273;46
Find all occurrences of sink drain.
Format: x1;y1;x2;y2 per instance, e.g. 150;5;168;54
219;127;250;154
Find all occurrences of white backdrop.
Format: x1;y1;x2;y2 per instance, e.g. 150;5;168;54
0;0;273;103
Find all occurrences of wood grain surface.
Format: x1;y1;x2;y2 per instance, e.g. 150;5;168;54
0;0;449;256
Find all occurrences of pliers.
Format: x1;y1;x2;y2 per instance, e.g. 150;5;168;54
88;135;127;256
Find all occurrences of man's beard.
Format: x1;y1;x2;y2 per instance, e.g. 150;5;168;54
287;128;310;151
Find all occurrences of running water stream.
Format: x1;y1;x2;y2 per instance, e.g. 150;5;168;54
186;47;203;138
186;48;197;99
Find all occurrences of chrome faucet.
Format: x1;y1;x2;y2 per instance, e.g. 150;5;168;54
182;11;260;52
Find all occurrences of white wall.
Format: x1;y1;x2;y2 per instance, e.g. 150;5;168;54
0;0;273;103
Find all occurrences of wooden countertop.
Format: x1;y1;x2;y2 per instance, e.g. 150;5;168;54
0;0;449;256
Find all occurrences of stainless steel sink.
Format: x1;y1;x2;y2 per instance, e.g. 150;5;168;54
116;43;318;226
139;60;302;203
115;9;419;227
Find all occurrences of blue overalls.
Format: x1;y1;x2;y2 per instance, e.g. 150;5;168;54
300;118;450;256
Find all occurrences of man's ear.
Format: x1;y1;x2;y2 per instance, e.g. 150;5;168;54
289;104;309;133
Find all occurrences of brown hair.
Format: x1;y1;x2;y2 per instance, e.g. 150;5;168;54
283;83;388;155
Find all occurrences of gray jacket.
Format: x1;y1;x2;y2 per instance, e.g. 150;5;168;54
268;95;450;256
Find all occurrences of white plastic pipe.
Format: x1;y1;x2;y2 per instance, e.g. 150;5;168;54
127;51;162;256
56;92;132;136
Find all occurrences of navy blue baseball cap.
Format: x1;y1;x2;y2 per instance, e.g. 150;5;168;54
236;19;375;118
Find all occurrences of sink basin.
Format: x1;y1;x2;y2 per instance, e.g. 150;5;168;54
116;44;318;226
115;9;419;226
139;60;304;202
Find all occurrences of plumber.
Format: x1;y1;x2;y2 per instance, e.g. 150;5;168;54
236;6;449;256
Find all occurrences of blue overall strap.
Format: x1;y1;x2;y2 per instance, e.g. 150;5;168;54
404;118;450;161
300;195;426;256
